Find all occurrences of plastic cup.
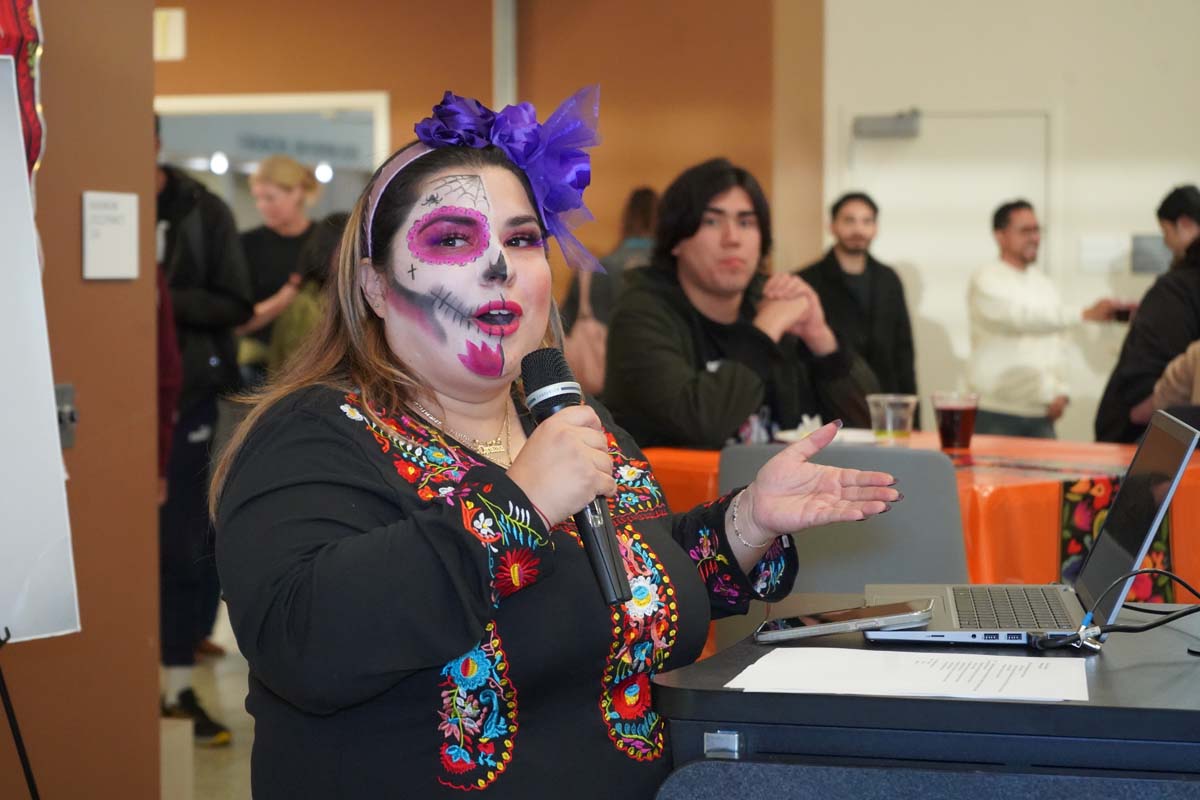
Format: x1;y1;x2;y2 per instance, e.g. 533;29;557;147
866;394;918;444
932;391;979;450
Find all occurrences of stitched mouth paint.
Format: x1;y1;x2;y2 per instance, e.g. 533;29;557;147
387;272;446;342
459;339;505;377
472;299;523;337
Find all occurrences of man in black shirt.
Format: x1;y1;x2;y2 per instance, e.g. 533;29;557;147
1096;185;1200;442
155;117;252;745
799;192;916;399
605;159;876;448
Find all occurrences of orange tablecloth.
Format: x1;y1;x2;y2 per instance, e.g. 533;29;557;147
643;433;1200;588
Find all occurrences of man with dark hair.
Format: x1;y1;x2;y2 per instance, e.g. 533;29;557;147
1096;185;1200;442
156;116;253;745
604;158;876;448
798;191;915;398
968;200;1116;438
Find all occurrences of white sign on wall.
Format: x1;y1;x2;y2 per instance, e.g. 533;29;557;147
82;190;139;280
0;56;80;643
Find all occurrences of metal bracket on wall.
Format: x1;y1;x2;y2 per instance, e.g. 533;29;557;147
55;383;77;449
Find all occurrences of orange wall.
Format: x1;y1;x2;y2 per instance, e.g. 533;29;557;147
519;0;775;282
771;0;824;270
154;0;493;152
0;1;159;797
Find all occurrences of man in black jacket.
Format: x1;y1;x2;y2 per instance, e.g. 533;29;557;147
605;159;876;449
1096;185;1200;443
156;120;253;745
798;192;916;398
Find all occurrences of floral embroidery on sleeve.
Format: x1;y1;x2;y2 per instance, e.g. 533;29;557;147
680;493;797;611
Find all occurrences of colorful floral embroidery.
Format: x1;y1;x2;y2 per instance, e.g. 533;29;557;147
339;393;549;607
437;622;517;791
749;535;791;598
1060;476;1174;602
550;432;668;550
599;526;676;762
338;393;547;791
689;527;742;606
607;433;667;523
495;548;540;598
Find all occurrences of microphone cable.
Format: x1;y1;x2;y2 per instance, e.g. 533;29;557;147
1030;568;1200;654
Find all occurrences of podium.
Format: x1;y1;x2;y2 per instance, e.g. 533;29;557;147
653;593;1200;785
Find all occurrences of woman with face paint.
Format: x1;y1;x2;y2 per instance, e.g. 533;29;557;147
210;88;899;799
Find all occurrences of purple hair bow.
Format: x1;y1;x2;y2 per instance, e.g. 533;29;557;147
413;86;603;273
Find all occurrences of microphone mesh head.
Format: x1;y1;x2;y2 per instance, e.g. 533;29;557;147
521;347;575;394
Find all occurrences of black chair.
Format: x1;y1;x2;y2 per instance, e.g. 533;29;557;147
656;760;1200;800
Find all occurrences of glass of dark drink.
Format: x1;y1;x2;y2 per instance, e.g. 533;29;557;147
932;391;979;450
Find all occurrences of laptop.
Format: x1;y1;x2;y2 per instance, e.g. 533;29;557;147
864;410;1198;646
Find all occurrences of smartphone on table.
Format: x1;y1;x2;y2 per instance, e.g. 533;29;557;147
753;599;935;644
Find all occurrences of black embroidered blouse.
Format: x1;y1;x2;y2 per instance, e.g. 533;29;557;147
216;385;797;798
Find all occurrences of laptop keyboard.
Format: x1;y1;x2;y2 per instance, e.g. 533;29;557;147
952;586;1075;630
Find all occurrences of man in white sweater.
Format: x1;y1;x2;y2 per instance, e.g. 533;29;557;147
967;200;1116;438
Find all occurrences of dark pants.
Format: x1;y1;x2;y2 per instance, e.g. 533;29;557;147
975;408;1057;439
160;397;218;666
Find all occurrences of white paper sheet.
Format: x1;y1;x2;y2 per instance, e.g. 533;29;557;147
726;647;1088;702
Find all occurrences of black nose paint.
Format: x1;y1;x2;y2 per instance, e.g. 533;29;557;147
484;252;509;283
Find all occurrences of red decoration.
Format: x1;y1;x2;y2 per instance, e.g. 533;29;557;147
0;0;43;177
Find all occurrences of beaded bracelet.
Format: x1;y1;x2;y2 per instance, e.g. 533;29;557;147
730;489;771;549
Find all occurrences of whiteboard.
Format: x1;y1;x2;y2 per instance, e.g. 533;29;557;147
0;56;80;642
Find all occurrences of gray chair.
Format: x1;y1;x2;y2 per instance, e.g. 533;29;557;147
656;761;1200;799
719;442;968;592
710;442;968;651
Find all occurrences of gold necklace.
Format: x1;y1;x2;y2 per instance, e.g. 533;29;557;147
409;399;511;467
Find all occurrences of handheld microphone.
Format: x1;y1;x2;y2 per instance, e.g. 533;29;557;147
521;348;632;606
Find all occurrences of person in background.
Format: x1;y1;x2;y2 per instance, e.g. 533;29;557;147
1097;185;1200;442
266;212;348;375
211;88;899;798
561;186;657;330
967;200;1117;438
237;155;321;387
605;158;876;449
156;116;252;746
799;191;916;398
1129;339;1200;425
156;263;182;506
560;187;658;394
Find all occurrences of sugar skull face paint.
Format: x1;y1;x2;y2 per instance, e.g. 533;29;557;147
368;165;552;394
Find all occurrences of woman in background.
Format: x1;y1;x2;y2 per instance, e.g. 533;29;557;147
237;155;321;386
561;186;657;393
266;211;349;374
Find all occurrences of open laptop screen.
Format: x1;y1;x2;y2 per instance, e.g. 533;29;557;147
1074;413;1198;627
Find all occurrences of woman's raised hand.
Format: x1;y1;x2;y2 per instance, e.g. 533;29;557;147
508;405;616;528
737;421;900;544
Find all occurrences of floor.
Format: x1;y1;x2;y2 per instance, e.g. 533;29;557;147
191;603;253;799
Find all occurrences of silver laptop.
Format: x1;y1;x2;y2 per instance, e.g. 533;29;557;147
864;410;1198;646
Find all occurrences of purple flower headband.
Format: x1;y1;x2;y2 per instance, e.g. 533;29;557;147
363;85;602;273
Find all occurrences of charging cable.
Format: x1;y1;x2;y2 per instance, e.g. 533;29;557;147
1030;568;1200;653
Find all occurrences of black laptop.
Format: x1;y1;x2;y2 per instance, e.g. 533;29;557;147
865;410;1198;646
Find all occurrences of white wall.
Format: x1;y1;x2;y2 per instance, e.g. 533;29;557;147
822;0;1200;440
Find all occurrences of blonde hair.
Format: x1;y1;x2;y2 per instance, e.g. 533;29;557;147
210;144;558;517
251;154;321;205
